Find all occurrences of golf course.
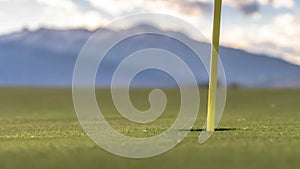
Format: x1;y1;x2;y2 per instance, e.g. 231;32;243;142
0;87;299;169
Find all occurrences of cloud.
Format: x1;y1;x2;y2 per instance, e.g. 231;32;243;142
37;0;76;10
222;13;300;65
87;0;212;15
223;0;296;15
87;0;212;18
224;0;259;15
0;0;299;65
238;1;259;15
85;0;300;65
34;0;108;29
87;0;138;16
172;0;212;14
0;0;213;35
85;0;213;31
257;0;295;9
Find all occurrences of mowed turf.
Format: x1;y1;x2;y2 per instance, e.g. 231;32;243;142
0;87;299;169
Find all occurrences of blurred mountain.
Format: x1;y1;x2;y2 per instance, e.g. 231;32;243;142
0;26;299;88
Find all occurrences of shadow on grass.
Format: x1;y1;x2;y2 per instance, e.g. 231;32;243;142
179;128;239;132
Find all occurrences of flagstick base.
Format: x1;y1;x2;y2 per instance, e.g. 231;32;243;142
199;131;213;143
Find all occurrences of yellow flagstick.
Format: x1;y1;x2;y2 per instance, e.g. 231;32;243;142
207;0;223;132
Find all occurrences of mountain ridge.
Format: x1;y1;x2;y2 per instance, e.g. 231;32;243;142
0;26;299;88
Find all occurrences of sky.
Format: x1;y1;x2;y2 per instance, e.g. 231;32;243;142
0;0;300;65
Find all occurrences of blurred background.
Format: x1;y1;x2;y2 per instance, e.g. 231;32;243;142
0;0;300;88
0;1;300;169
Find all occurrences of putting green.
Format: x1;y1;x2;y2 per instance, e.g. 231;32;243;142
0;87;299;169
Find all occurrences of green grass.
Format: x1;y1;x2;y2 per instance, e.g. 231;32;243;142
0;87;299;169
